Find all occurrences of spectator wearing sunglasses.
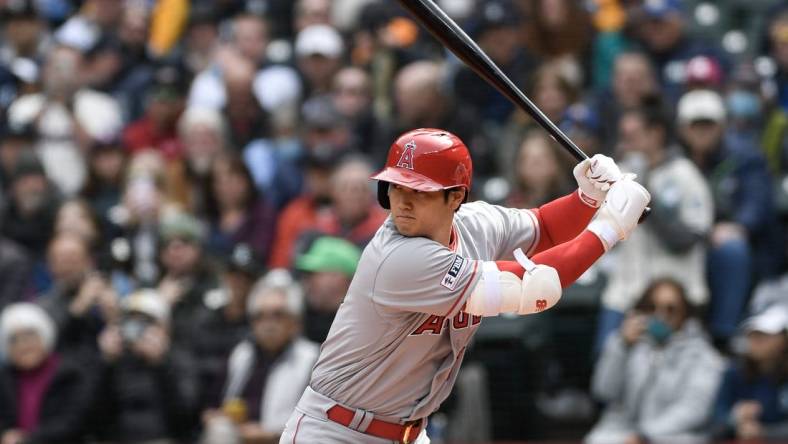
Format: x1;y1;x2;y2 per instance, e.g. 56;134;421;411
201;269;318;444
586;278;723;444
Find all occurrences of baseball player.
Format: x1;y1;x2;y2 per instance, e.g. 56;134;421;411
280;128;650;443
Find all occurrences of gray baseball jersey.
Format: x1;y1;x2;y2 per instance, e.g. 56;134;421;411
308;200;539;421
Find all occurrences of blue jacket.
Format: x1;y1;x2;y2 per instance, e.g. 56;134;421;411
712;362;788;440
695;138;783;277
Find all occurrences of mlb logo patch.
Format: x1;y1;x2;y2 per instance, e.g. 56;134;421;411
441;255;467;290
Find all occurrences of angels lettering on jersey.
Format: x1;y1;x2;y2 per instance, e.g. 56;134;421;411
410;310;482;336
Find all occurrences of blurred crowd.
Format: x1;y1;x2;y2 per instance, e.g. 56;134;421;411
0;0;788;443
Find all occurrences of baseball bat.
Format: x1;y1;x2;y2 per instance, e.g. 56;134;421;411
396;0;650;219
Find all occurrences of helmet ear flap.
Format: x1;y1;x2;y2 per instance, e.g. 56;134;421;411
377;181;390;209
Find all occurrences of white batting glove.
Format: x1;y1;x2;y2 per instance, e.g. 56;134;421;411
587;175;651;251
573;154;623;208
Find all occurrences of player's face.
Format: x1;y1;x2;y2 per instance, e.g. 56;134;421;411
388;183;462;242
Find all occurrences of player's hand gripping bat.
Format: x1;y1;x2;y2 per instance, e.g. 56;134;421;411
396;0;650;220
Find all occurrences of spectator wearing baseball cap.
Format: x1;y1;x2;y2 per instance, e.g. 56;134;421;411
296;236;360;343
92;289;199;443
157;211;220;347
182;240;255;411
295;24;345;97
679;89;781;344
630;0;729;104
711;305;788;441
123;65;188;161
685;55;724;90
454;0;539;124
560;102;604;157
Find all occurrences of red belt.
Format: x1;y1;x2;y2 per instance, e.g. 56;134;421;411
326;405;423;443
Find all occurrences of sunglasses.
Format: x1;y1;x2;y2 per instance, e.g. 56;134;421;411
251;310;290;322
641;303;682;317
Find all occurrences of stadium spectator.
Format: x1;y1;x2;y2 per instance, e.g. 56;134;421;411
204;152;277;265
586;278;723;444
98;3;154;120
181;3;220;76
80;137;127;236
323;156;387;246
0;151;60;260
678;89;781;343
295;24;345;98
453;0;538;124
521;0;593;86
0;225;32;309
331;66;381;155
628;0;728;103
268;154;383;270
593;50;660;148
122;65;188;161
192;244;259;411
202;269;318;444
52;199;100;250
596;104;713;350
6;44;124;196
156;211;219;345
504;132;573;209
53;0;124;53
558;102;604;158
267;143;342;269
0;0;45;120
0;303;94;444
0;122;36;192
177;107;229;212
295;236;360;343
93;289;198;443
711;305;788;441
188;13;301;122
39;233;118;353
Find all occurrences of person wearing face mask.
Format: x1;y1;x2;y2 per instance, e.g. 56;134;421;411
586;278;723;444
724;62;766;151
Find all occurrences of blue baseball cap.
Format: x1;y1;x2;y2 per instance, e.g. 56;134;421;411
559;103;600;135
641;0;683;19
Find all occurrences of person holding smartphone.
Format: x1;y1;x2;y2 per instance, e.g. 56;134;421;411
586;278;724;444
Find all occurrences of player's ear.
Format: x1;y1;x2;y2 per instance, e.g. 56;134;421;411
448;188;464;211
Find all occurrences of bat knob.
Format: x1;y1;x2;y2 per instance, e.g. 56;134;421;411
638;206;651;224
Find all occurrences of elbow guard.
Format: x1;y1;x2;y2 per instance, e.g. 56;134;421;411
465;260;562;316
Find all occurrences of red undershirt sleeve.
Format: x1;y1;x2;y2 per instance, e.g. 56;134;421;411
529;190;598;255
496;231;605;288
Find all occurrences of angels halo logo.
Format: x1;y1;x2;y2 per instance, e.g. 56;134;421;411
397;141;417;170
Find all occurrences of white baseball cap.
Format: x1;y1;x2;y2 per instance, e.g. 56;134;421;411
677;89;726;124
743;305;788;335
295;24;344;58
123;289;170;324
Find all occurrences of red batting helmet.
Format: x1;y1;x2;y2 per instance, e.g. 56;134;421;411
371;128;472;209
